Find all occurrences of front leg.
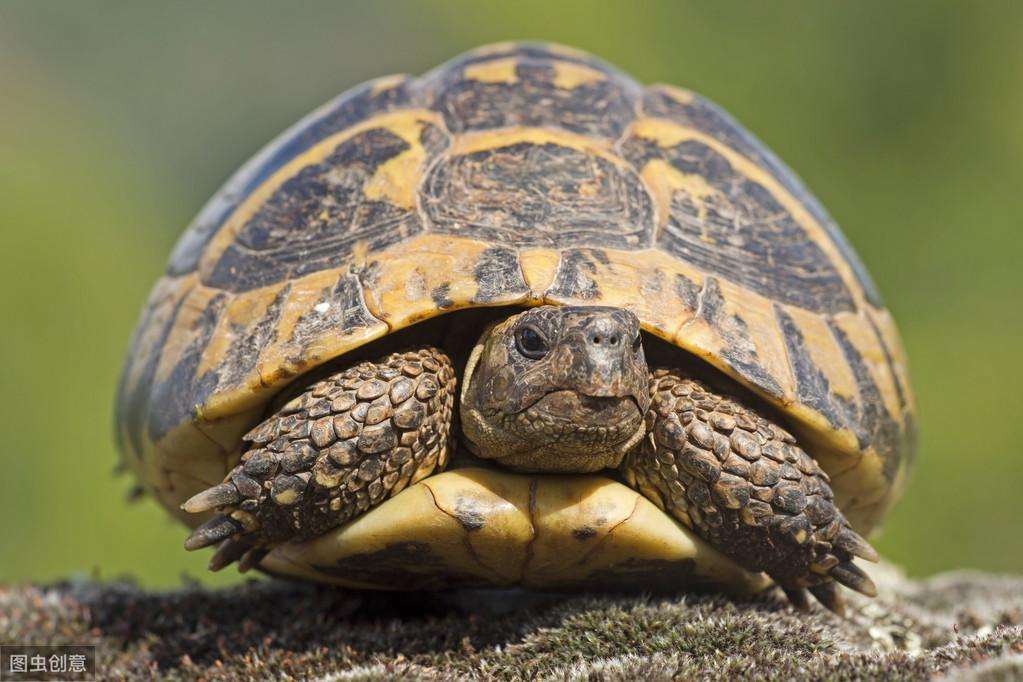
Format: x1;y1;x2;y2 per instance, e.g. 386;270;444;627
620;369;878;614
181;347;456;572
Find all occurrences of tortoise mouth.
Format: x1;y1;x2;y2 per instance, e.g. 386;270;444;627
486;393;645;473
516;390;643;435
525;390;642;422
259;467;770;594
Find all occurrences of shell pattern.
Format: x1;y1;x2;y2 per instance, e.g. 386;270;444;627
116;43;914;533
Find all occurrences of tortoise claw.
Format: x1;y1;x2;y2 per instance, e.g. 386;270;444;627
809;582;846;616
781;586;811;611
179;346;455;572
834;528;879;563
184;514;242;551
238;547;271;573
208;536;253;571
830;560;877;597
181;482;241;514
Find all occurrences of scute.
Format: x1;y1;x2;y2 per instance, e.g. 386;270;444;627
205;126;428;292
418;41;640;139
620;131;855;314
260;468;770;593
423;137;655;248
642;85;885;308
117;42;914;548
167;75;414;277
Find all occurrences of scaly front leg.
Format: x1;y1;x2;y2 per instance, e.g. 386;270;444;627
620;369;878;614
181;347;456;572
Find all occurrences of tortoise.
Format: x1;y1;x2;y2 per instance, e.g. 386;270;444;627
116;42;915;613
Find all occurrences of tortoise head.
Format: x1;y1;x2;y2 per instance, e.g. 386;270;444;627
460;306;650;473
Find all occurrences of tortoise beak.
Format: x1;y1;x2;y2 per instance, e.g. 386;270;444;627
550;310;650;413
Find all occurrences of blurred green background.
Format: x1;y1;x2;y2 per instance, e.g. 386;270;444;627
1;1;1021;588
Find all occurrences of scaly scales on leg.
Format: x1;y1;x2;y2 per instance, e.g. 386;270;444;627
181;306;874;614
182;348;456;572
620;369;878;614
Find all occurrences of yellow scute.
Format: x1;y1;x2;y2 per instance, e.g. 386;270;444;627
463;58;518;84
261;468;769;593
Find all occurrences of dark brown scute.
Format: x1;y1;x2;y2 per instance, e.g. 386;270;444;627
116;288;191;457
165;76;413;277
430;283;454;310
673;272;701;312
204;128;425;293
698;278;783;398
286;274;378;354
777;307;903;477
423;142;654;249
829;320;906;480
471;247;529;304
866;314;918;472
420;45;638;139
548;249;604;300
642;86;884;309
216;283;290;390
776;305;848;433
146;293;227;443
621;133;856;315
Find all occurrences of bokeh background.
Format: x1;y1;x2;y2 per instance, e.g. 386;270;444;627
1;1;1021;588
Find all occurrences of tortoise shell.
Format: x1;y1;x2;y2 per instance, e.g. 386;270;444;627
116;43;914;584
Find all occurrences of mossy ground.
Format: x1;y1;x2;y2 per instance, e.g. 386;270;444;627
2;565;1021;680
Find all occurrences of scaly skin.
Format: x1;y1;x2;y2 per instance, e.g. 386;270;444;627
181;348;455;572
460;306;650;473
183;306;875;613
620;370;877;614
462;307;877;613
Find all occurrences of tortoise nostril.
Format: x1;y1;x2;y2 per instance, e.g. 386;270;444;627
590;332;623;347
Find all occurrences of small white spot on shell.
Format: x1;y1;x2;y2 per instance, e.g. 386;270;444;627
314;302;330;314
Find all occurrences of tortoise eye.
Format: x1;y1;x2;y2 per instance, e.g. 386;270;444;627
515;326;549;360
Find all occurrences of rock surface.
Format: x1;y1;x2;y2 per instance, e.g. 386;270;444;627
2;565;1021;680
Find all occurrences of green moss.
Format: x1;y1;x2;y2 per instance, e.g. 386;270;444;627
3;568;1021;680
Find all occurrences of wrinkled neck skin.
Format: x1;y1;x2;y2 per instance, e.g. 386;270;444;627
460;306;651;473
